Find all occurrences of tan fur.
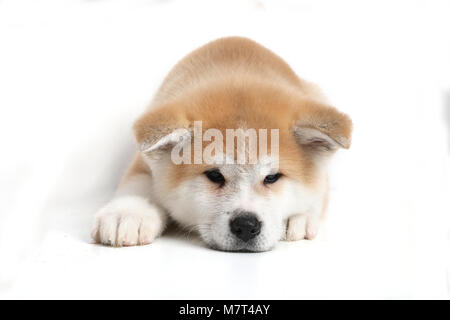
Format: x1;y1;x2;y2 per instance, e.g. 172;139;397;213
119;153;150;187
131;37;352;191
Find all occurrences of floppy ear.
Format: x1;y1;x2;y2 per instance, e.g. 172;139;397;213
133;105;191;158
292;102;352;154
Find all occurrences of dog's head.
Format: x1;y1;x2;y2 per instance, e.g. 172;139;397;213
134;84;352;251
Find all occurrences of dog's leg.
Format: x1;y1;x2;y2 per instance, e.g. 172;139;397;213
285;214;307;241
305;214;320;240
286;187;328;241
286;180;330;241
91;159;167;246
285;214;321;241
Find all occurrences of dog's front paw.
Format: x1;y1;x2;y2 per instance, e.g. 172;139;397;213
285;214;320;241
91;196;165;247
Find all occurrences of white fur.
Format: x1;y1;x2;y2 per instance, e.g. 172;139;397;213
145;150;324;251
92;138;328;251
285;213;321;241
91;175;167;246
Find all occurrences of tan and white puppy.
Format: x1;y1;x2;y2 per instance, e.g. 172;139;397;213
91;37;352;252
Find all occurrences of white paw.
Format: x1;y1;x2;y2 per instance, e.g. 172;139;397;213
91;196;165;247
285;214;320;241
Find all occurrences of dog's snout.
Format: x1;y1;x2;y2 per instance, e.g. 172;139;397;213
229;214;261;242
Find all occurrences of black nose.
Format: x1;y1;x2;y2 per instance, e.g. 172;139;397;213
229;214;261;242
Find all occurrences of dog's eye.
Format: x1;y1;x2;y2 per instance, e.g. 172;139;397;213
263;173;282;185
204;169;225;186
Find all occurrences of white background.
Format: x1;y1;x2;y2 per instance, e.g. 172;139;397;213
0;0;449;299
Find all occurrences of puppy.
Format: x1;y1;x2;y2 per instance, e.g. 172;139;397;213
91;37;352;252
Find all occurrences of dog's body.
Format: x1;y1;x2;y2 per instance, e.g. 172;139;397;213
91;37;352;251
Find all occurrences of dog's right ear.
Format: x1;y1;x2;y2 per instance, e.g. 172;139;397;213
133;105;191;158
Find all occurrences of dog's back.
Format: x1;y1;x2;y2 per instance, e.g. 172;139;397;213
152;36;327;107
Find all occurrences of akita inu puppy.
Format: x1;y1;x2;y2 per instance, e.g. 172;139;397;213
91;37;352;252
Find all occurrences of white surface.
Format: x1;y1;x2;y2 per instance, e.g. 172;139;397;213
0;0;449;299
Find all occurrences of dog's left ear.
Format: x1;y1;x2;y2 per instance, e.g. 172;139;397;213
292;102;353;154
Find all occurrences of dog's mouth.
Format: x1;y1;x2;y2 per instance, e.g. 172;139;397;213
205;236;273;253
196;218;277;252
